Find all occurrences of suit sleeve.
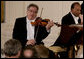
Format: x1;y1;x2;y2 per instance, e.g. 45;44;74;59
62;16;69;25
12;18;19;39
41;26;50;39
36;26;50;42
12;18;27;47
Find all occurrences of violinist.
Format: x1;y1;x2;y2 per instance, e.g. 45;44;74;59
12;3;54;48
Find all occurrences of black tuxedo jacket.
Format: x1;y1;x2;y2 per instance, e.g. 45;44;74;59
53;12;81;46
13;17;49;47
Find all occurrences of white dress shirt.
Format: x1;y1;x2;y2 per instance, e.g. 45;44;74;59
70;12;79;24
70;12;80;33
26;17;36;40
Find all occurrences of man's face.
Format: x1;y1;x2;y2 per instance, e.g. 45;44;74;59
72;4;81;17
27;6;38;20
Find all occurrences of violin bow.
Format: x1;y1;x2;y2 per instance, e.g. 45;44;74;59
40;8;43;17
35;8;43;40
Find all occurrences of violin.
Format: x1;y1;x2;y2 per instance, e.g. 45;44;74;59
31;17;61;27
31;17;50;26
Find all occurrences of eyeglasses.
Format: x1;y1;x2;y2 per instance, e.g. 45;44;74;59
28;9;38;14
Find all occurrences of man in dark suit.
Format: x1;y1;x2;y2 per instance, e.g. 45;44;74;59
13;3;54;47
53;2;82;58
53;2;81;47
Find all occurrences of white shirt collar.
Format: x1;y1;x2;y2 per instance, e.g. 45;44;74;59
70;12;79;19
70;12;79;24
26;16;36;23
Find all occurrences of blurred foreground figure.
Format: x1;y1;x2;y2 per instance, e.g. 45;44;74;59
3;39;22;58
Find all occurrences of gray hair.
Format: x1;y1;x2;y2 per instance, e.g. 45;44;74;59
27;3;39;13
4;39;22;57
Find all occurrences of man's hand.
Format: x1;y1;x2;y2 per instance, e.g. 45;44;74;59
46;20;54;31
26;39;36;46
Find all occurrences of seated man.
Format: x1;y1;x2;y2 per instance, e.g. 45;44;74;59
53;2;82;58
3;39;22;58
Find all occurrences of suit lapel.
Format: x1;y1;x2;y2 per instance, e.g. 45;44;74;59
34;26;36;38
69;12;76;24
34;26;38;39
69;12;81;24
23;17;27;38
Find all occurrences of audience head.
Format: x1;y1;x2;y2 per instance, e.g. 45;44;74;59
4;39;22;58
71;2;81;17
21;45;38;58
34;44;49;58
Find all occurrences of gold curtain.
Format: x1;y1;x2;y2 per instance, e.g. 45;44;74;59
1;1;5;23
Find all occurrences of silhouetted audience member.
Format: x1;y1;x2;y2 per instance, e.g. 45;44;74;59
4;39;22;58
34;44;55;58
21;45;38;58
